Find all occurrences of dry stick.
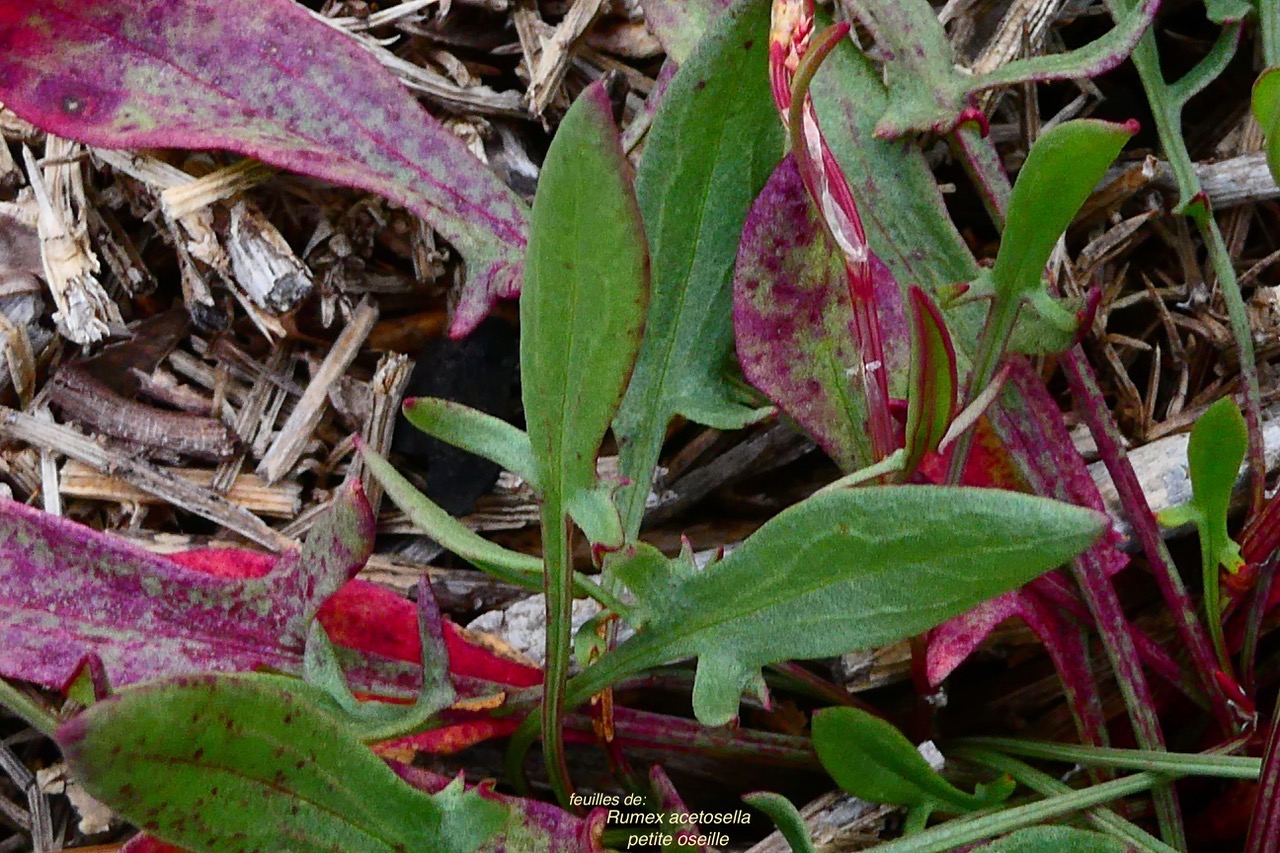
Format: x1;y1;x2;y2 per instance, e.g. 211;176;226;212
0;406;290;550
212;343;290;494
257;298;378;483
355;353;412;517
58;459;301;518
525;0;607;116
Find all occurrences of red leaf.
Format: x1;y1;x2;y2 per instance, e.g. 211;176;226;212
122;835;186;853
0;0;529;335
168;548;544;691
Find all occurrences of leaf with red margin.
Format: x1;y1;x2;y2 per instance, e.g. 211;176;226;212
0;0;528;335
390;762;608;852
121;758;606;853
0;481;420;694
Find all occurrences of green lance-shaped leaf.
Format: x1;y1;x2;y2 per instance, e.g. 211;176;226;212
1187;397;1248;575
57;673;506;853
742;793;818;853
952;119;1134;480
813;707;1013;814
522;80;649;513
1252;67;1280;187
1159;396;1247;669
993;120;1136;307
402;397;538;486
522;79;649;803
614;0;783;533
569;486;1108;726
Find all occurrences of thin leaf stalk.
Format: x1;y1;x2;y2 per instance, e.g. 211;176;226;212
771;0;895;461
0;677;59;739
947;736;1257;777
1238;554;1278;695
1101;0;1264;512
953;748;1179;853
1068;522;1186;848
948;125;1012;233
1245;686;1280;852
540;505;576;807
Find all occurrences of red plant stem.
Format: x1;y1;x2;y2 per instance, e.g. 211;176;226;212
958;125;1235;733
773;11;895;461
1062;347;1237;733
1235;486;1280;693
1245;696;1280;852
1240;552;1280;696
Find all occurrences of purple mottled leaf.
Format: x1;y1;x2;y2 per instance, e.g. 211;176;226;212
733;154;906;471
637;0;732;63
0;480;419;694
390;761;608;852
0;0;529;335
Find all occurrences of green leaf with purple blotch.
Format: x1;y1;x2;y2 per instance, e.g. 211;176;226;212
733;154;882;470
0;0;528;335
58;673;507;853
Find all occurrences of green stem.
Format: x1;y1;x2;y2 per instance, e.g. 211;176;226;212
1102;0;1263;511
946;737;1259;778
0;678;59;739
945;306;1017;484
540;503;575;807
1201;513;1232;675
816;448;905;493
866;772;1166;853
953;747;1179;853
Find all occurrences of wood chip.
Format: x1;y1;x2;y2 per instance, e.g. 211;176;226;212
59;459;301;518
23;141;122;344
257;299;379;483
526;0;607;115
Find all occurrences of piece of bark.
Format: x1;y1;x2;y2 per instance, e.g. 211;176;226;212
47;364;241;464
23;141;121;344
0;405;289;550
